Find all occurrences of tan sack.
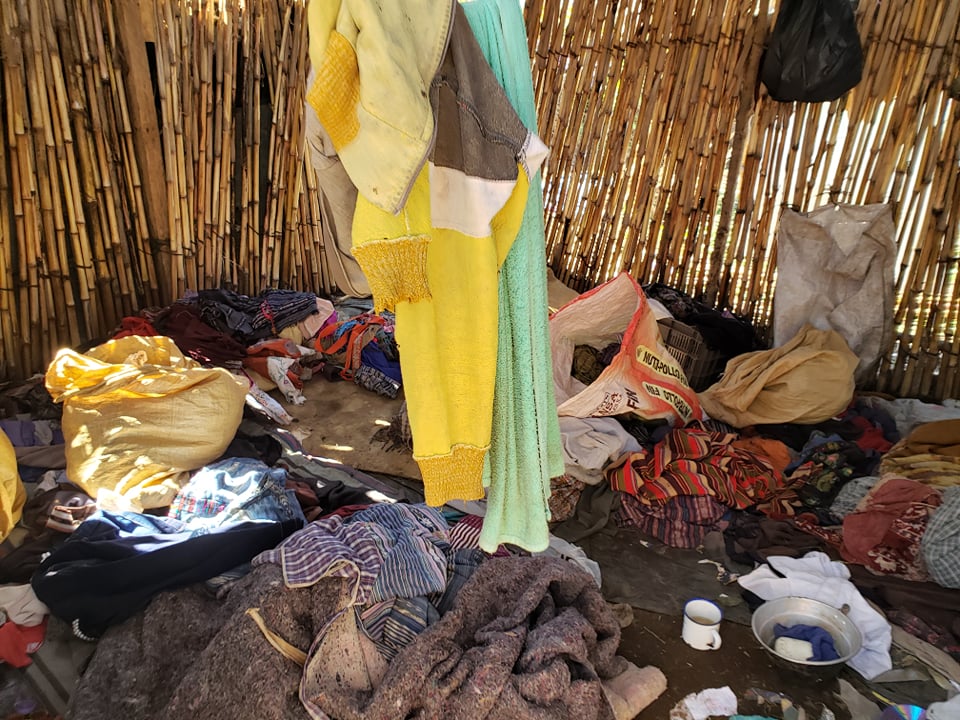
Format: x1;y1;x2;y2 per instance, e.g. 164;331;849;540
698;324;857;427
45;335;249;509
0;432;26;543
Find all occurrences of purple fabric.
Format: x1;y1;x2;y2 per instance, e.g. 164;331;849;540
617;493;728;548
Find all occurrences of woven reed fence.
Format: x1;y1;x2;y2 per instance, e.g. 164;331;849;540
0;0;331;382
1;0;958;400
527;0;960;400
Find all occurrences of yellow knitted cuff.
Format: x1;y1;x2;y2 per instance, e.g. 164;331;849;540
306;31;360;150
416;444;489;506
353;236;431;312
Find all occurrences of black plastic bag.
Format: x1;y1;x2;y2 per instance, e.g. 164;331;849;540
760;0;864;103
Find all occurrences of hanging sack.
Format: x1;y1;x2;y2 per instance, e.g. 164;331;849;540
550;273;702;425
760;0;864;103
773;203;896;384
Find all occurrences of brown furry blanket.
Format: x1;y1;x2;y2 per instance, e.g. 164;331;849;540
68;557;624;720
68;565;331;720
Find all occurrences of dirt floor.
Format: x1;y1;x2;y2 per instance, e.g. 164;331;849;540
283;378;953;719
287;376;418;479
621;609;853;718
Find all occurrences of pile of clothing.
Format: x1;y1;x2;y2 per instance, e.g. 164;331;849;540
118;289;403;407
0;401;670;720
547;274;960;668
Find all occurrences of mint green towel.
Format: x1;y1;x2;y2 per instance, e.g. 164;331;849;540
464;0;565;553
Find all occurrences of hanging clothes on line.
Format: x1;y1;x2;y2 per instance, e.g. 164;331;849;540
462;0;565;554
307;0;548;506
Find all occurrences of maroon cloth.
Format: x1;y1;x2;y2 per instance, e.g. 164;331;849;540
113;316;159;339
841;478;941;580
286;479;320;516
155;303;248;365
850;415;893;454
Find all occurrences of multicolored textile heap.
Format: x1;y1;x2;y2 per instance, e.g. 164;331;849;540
608;422;783;509
758;436;868;519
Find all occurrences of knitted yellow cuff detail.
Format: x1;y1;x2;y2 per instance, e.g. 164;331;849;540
306;31;360;150
353;236;431;312
416;444;489;507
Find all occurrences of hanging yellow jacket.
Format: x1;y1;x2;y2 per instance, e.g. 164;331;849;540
310;2;547;504
355;165;530;504
306;0;454;215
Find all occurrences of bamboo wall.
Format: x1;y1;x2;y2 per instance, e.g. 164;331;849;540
526;0;960;400
1;0;958;400
0;0;331;382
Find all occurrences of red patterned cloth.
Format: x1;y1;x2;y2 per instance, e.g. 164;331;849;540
607;422;783;509
842;477;942;582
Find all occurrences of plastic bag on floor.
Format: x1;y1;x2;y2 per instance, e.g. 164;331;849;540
550;273;702;425
45;335;249;509
0;432;26;542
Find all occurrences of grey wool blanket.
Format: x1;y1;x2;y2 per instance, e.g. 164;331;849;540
67;556;624;720
303;556;626;720
68;565;331;720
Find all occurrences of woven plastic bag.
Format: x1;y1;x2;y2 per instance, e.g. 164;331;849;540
774;203;895;384
0;432;26;542
45;335;249;509
550;273;702;425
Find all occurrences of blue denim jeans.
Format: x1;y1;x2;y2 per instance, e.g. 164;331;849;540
169;458;306;529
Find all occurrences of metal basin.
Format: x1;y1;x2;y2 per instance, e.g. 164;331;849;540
751;596;862;680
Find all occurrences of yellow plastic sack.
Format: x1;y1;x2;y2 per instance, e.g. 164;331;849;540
698;324;858;427
0;432;26;542
45;335;249;509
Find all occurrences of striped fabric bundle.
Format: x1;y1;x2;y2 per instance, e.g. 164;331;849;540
617;493;728;549
348;504;450;601
608;422;783;509
252;515;390;602
253;504;452;605
359;597;437;662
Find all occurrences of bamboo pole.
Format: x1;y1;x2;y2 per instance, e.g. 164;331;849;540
0;0;957;396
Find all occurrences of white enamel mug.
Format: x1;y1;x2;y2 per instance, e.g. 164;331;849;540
682;598;723;650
